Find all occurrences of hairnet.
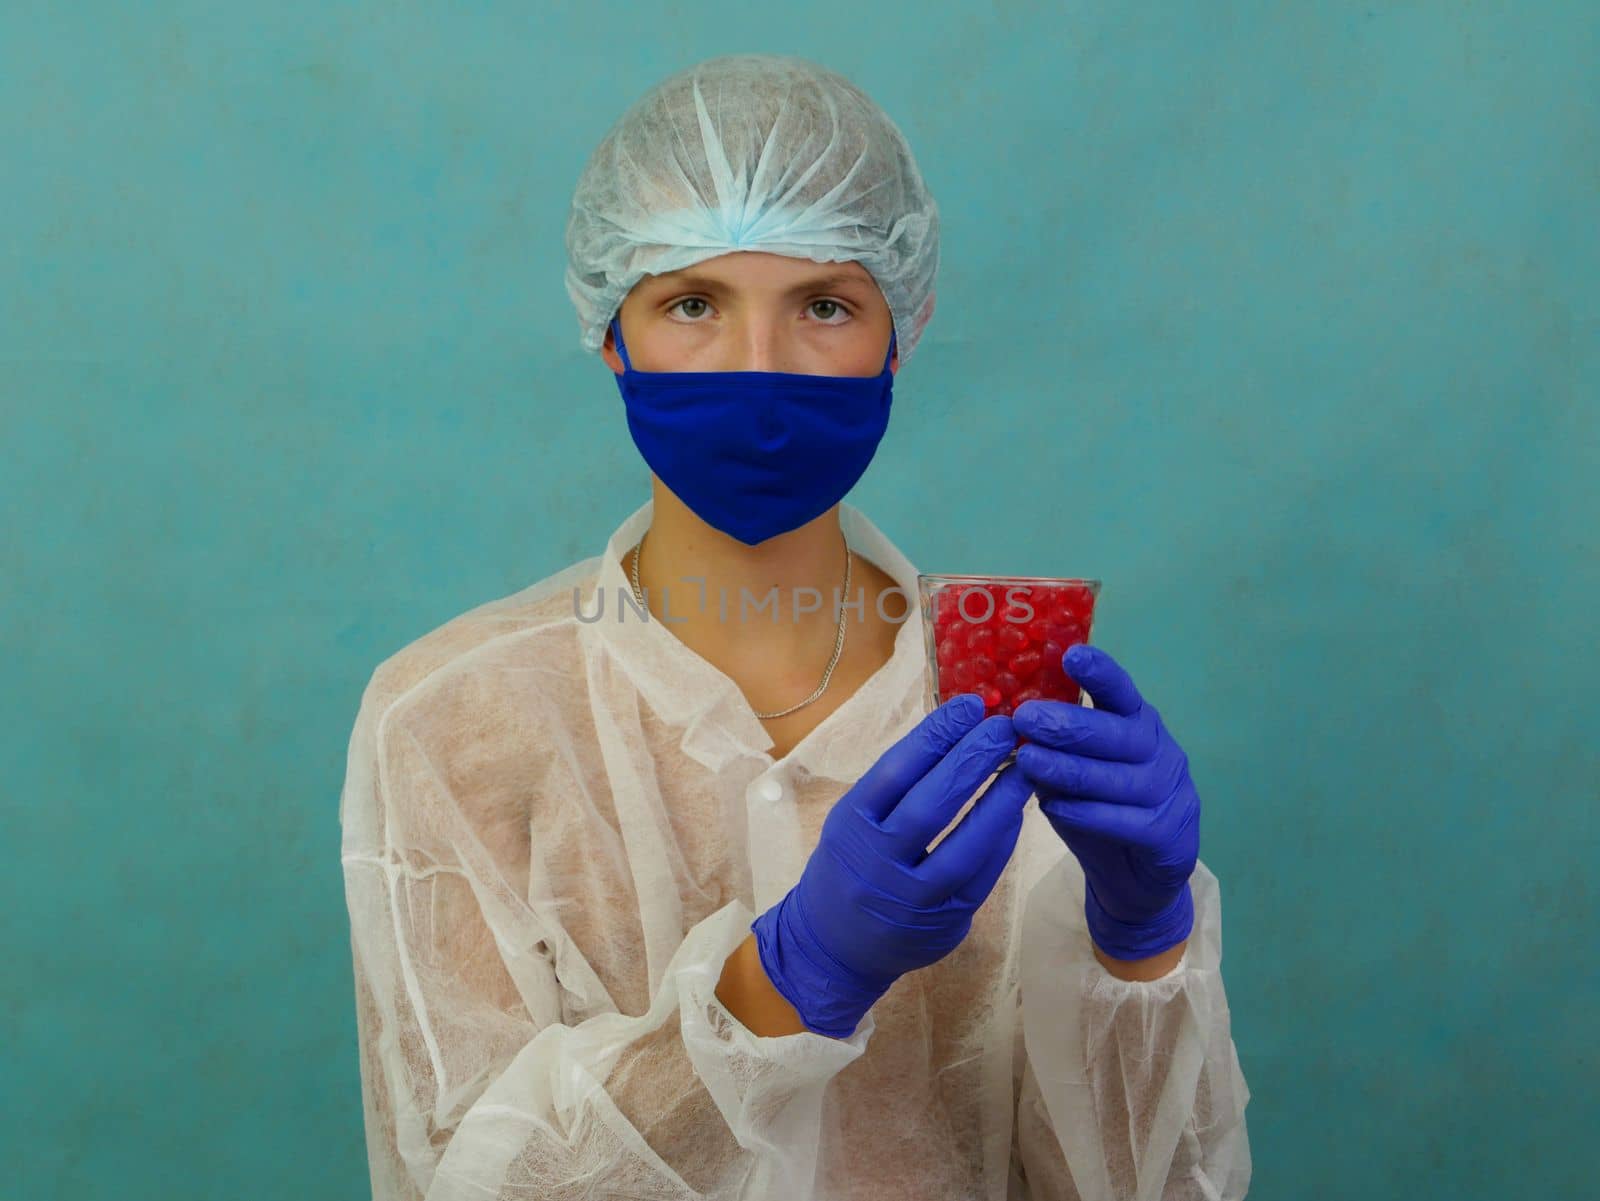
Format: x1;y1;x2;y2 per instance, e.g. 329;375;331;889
564;54;941;365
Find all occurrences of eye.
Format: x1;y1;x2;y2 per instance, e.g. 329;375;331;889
809;299;852;324
668;297;712;321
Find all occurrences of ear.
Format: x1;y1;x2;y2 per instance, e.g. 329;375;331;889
600;323;623;375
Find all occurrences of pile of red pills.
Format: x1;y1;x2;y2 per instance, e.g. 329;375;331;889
925;578;1098;717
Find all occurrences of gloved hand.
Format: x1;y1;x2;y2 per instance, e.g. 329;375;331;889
751;693;1034;1038
1012;643;1200;963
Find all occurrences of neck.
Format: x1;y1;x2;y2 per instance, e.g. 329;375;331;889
633;483;851;657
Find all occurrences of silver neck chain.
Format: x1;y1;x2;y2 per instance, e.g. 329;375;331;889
630;528;851;720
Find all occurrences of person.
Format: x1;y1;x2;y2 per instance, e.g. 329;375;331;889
339;53;1251;1200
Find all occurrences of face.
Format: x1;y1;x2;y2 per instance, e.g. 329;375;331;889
601;251;899;378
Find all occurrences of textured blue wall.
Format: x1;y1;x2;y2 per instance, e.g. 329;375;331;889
3;3;1595;1198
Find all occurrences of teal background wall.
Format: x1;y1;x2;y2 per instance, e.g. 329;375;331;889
3;2;1595;1197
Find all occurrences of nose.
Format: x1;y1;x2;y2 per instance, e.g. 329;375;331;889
722;321;786;373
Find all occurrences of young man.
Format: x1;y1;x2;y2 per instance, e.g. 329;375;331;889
341;53;1251;1200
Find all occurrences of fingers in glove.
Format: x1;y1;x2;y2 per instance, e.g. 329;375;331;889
1014;742;1163;809
922;763;1034;906
1060;643;1146;717
875;714;1017;860
1012;698;1158;763
1037;795;1165;848
852;693;986;824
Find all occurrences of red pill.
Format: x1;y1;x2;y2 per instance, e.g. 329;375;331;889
1060;585;1095;617
1008;649;1042;678
1039;641;1067;684
954;585;998;625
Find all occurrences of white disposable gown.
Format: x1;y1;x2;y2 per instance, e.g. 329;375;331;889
339;501;1252;1199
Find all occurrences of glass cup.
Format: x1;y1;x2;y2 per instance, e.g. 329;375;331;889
917;574;1101;718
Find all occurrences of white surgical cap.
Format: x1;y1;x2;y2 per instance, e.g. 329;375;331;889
564;54;941;365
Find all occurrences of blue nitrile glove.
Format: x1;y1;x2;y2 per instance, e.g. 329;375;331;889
1012;644;1200;963
750;694;1034;1038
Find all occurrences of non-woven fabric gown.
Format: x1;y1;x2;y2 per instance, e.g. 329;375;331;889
339;500;1252;1200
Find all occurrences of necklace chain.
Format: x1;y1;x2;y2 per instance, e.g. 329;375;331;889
630;529;851;720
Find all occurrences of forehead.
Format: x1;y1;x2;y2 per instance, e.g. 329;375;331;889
637;251;877;293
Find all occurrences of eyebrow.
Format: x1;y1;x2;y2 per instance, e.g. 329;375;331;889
644;271;871;297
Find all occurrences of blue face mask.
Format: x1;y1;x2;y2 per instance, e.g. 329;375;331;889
609;317;896;546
